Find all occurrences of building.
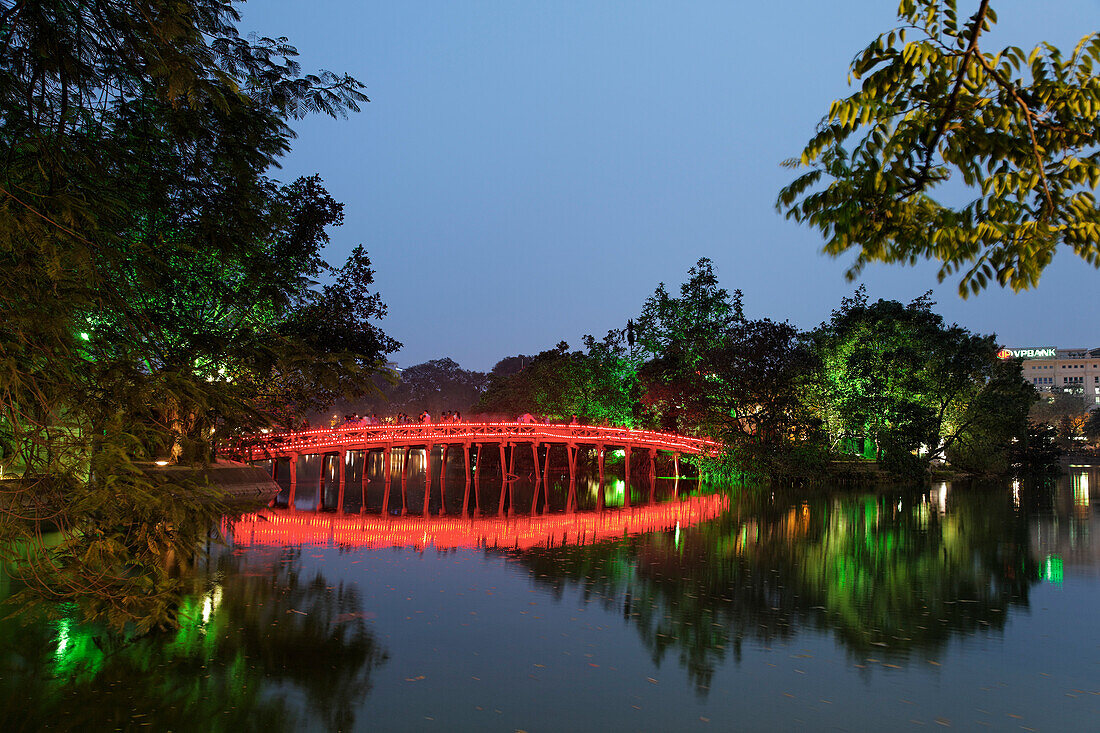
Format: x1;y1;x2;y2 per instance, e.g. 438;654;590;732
998;347;1100;403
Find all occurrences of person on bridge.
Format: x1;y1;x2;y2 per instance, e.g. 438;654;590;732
517;412;535;424
419;411;432;424
569;414;579;425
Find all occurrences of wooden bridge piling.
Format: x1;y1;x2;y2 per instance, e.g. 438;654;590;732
597;445;606;512
542;444;552;513
439;444;449;515
336;450;347;514
400;447;409;515
461;442;472;516
288;452;299;511
566;443;578;513
648;448;657;502
473;443;483;516
497;443;508;516
624;445;632;508
507;443;517;517
382;447;392;515
529;443;541;514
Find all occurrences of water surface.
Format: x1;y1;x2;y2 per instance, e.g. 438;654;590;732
2;470;1099;731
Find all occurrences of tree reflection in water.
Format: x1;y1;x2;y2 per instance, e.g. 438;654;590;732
0;545;387;732
509;487;1039;696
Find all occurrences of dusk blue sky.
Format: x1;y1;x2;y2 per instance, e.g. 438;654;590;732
242;1;1099;371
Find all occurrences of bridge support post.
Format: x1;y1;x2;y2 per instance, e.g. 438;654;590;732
288;453;299;511
439;444;448;515
597;445;605;512
316;454;327;511
497;443;508;516
508;443;517;517
473;443;482;516
462;441;472;517
423;444;434;516
648;448;657;503
624;446;632;508
400;447;409;516
624;442;633;506
336;450;347;515
381;447;392;515
542;444;552;514
530;442;541;514
674;452;680;480
566;443;578;513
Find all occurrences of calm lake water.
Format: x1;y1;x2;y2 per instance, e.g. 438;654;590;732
2;466;1099;731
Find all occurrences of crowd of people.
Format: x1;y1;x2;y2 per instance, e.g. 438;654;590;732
331;411;582;428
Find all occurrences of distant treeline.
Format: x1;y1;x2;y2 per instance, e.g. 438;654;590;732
336;259;1055;481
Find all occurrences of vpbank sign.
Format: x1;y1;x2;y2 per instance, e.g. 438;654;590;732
998;347;1056;360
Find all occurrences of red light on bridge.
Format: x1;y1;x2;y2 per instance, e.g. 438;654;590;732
228;422;721;461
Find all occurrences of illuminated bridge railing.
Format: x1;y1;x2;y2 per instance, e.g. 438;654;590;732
226;493;729;551
230;422;722;460
228;422;722;515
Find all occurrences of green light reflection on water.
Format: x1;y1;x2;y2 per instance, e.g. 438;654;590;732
1043;555;1064;585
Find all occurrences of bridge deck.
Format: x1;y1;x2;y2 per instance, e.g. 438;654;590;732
232;422;721;460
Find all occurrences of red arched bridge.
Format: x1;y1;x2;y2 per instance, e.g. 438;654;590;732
227;422;722;515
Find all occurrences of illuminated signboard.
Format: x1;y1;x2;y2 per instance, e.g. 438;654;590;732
997;347;1056;360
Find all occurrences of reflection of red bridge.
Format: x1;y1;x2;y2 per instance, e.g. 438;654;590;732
228;422;722;514
227;493;729;551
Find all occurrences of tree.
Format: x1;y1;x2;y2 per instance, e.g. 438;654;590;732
943;357;1035;473
386;358;488;416
1030;390;1090;445
778;0;1100;295
578;330;639;425
635;259;744;432
475;334;638;424
310;357;489;426
685;318;827;480
0;0;396;629
269;243;401;422
805;288;1031;474
1083;409;1100;444
490;355;535;378
635;258;743;364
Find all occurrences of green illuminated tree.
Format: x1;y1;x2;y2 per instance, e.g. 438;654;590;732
778;0;1100;295
806;288;1030;473
0;0;396;629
